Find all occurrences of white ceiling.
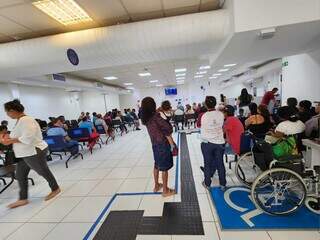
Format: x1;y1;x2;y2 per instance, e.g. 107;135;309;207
68;57;239;89
0;0;220;43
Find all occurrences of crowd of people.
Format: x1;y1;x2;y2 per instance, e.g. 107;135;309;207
0;88;319;206
141;88;319;192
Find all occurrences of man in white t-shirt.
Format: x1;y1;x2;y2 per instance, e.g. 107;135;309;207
199;96;226;190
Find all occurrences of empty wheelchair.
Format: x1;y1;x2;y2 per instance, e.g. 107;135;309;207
235;133;320;215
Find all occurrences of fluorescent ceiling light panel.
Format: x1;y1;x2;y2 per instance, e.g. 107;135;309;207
195;75;204;78
209;76;218;79
126;87;134;90
176;77;185;80
156;84;163;87
224;63;237;67
175;68;187;73
199;65;211;70
124;83;133;86
149;80;158;83
196;71;207;75
139;72;151;77
32;0;93;26
176;73;186;77
104;76;117;80
218;68;229;72
213;73;222;76
177;82;184;85
176;80;184;83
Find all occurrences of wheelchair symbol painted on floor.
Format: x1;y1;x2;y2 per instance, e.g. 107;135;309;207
224;187;264;227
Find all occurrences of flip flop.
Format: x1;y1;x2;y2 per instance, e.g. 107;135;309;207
162;188;176;197
153;183;163;192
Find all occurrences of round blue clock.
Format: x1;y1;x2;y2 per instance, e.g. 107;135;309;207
67;48;79;66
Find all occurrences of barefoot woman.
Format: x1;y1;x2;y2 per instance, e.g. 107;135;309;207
141;97;175;197
0;99;61;208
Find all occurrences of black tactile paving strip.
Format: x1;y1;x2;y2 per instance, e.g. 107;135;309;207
94;133;204;239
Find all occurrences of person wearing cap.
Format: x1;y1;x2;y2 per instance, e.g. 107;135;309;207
223;105;244;155
199;96;226;191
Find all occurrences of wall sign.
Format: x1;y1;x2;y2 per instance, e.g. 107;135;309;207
67;48;79;66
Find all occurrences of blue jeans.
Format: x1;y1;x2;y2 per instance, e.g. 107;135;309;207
201;142;226;187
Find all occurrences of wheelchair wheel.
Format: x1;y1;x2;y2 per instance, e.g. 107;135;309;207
305;197;320;214
235;152;262;187
251;168;306;215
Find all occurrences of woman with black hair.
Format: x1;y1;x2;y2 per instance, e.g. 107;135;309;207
0;99;60;209
271;106;305;138
141;97;176;197
237;88;253;117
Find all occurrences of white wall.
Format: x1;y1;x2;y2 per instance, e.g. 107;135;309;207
282;49;320;103
233;0;320;32
0;83;120;128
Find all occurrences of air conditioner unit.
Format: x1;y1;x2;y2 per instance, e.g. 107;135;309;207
52;73;66;82
259;28;276;40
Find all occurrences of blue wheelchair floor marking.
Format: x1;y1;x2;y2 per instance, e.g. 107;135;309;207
83;133;181;240
210;186;320;230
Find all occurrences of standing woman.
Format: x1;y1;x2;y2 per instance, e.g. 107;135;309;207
0;100;60;208
141;97;176;197
237;88;253;117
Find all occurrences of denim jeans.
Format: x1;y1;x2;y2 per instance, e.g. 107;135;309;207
201;142;226;187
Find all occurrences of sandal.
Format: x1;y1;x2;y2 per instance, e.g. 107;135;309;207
153;183;163;192
162;188;176;197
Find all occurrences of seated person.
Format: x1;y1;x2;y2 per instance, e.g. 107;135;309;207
1;120;8;128
78;112;85;122
185;104;194;114
298;100;313;123
245;103;265;127
92;112;97;124
305;103;320;138
47;118;79;154
267;106;305;143
130;109;141;130
115;111;128;133
223;105;244;155
58;115;68;130
78;117;100;149
287;97;299;113
0;125;10;152
94;114;109;134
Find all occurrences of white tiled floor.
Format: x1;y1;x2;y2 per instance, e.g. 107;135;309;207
0;129;319;240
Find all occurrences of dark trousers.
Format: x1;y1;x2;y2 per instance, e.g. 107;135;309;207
201;142;226;187
16;147;59;200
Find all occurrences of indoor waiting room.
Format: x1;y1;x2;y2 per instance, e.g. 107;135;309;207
0;0;319;240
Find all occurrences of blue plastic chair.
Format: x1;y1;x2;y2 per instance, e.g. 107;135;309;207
45;135;83;168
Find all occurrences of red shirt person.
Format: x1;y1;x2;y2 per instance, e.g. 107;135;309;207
223;105;244;155
261;88;278;106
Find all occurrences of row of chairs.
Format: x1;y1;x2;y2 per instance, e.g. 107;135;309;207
172;114;197;131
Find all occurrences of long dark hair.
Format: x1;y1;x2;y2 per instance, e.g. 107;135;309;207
249;102;258;115
239;88;251;105
141;97;156;125
278;106;299;122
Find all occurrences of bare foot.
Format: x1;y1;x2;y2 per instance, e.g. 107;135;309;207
162;188;176;197
153;183;163;193
44;188;61;201
7;200;29;209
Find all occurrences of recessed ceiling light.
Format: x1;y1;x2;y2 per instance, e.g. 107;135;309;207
139;72;151;77
32;0;93;26
195;75;204;78
176;77;185;80
156;84;163;87
176;80;184;83
196;71;207;75
176;73;186;77
224;63;237;67
199;65;211;70
149;80;158;83
175;68;187;73
126;87;134;90
218;68;229;72
213;73;222;76
104;76;118;80
209;76;218;79
124;83;133;86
